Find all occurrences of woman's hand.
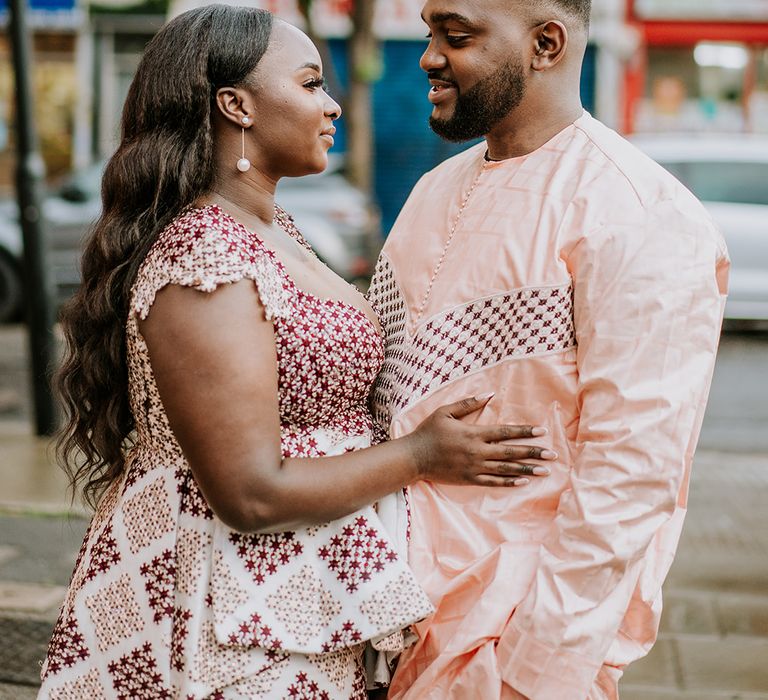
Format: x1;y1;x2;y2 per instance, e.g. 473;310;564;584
405;394;556;487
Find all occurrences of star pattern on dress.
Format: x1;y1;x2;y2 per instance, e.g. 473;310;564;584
318;515;398;593
320;620;364;653
107;642;173;699
84;523;121;582
42;611;89;679
139;548;176;623
40;205;432;698
229;531;305;586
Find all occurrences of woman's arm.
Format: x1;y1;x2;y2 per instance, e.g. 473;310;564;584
141;280;552;533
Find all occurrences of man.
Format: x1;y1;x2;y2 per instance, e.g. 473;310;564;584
366;0;729;698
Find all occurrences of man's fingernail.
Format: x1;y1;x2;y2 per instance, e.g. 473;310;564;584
540;450;558;460
476;392;495;402
533;467;551;476
514;478;530;486
531;426;548;436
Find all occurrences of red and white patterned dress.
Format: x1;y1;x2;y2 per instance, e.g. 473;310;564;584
38;204;433;700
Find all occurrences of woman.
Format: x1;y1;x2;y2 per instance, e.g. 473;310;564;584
39;6;553;698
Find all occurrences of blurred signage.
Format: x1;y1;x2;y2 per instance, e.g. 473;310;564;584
256;0;425;38
0;0;82;27
634;0;768;21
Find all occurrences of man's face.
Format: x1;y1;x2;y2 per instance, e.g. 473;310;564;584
420;0;531;141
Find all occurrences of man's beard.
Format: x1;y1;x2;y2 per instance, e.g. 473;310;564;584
429;58;526;142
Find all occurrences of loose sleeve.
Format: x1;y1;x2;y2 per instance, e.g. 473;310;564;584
497;198;729;699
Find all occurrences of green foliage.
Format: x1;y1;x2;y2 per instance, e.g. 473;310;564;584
353;50;383;84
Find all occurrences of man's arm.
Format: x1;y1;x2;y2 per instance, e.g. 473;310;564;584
497;202;729;700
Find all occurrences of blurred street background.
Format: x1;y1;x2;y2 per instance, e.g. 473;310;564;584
1;0;767;697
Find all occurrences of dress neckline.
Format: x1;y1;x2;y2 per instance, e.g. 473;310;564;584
191;203;383;337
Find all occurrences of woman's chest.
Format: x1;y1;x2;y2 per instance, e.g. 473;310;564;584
273;294;384;424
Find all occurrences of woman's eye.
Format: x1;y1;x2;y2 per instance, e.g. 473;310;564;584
305;78;328;91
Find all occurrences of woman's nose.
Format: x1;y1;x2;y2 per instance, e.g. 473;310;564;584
326;95;342;120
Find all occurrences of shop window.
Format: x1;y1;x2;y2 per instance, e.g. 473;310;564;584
635;43;750;133
0;34;77;192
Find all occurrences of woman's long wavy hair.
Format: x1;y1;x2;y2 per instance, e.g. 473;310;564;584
56;5;274;508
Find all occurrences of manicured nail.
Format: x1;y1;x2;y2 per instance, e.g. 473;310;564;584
533;466;551;476
531;426;548;436
514;478;530;486
540;450;558;460
476;392;495;402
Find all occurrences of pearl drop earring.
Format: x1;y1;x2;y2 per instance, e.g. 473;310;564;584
237;116;251;173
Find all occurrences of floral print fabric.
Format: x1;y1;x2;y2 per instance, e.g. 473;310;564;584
38;204;432;699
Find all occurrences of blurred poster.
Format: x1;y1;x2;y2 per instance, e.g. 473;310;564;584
634;0;768;21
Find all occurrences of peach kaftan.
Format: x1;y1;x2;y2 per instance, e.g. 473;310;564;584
366;113;729;700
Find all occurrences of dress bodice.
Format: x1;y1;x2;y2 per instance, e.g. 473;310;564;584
128;204;385;460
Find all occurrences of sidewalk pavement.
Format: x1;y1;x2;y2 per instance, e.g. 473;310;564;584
1;420;766;699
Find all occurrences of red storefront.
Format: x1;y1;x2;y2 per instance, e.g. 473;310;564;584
624;0;768;134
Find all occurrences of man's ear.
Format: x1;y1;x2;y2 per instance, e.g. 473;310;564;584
215;86;251;127
531;21;568;71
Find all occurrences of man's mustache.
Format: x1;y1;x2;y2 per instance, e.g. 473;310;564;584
427;71;458;87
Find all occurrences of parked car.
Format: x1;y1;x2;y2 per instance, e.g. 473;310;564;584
0;173;98;322
631;134;768;322
0;157;380;322
276;155;381;288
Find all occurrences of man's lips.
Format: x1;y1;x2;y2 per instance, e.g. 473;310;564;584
428;79;458;105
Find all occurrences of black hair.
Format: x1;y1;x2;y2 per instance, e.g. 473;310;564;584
553;0;592;28
56;5;274;507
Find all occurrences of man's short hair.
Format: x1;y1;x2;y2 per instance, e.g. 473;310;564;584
551;0;592;28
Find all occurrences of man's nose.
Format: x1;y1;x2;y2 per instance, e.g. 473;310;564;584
420;39;447;73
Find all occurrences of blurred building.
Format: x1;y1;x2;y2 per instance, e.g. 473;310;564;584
0;0;85;189
625;0;768;134
12;0;765;228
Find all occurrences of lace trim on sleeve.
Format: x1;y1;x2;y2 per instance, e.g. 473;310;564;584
130;206;293;321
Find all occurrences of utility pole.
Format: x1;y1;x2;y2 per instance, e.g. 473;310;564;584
348;0;379;195
8;0;58;436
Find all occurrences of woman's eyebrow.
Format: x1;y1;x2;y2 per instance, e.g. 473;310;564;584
296;62;321;73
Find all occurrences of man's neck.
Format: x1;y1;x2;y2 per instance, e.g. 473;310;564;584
484;102;584;161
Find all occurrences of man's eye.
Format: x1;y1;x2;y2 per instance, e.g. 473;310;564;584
446;34;470;46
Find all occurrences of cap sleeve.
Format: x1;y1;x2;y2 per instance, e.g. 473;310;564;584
130;205;293;321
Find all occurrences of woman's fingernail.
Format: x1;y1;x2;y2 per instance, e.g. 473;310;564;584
476;392;495;402
533;466;551;476
514;478;530;486
540;450;558;460
531;426;548;436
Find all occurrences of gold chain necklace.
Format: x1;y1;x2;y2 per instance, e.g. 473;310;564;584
413;166;485;324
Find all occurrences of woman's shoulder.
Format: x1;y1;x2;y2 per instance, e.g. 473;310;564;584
130;205;281;320
154;204;259;270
